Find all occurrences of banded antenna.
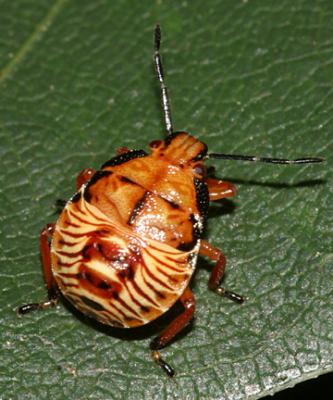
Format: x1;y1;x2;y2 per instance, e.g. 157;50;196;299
208;153;324;164
154;26;324;166
154;24;173;136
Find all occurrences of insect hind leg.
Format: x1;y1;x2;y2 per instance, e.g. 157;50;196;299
150;287;196;376
18;224;59;315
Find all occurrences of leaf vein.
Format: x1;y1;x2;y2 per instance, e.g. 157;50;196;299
0;0;69;85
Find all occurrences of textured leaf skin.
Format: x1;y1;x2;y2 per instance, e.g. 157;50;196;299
0;1;332;399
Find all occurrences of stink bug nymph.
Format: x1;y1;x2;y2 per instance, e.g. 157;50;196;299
18;25;324;377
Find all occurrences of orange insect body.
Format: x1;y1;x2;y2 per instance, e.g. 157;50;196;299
51;133;207;328
18;25;322;376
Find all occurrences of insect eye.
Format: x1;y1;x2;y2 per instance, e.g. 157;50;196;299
149;140;163;149
193;164;205;176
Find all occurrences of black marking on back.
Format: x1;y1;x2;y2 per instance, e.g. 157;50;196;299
120;175;181;211
127;191;150;225
71;191;81;203
56;198;67;208
81;296;105;311
194;177;209;219
54;198;67;214
120;176;135;184
84;170;112;202
189;213;203;239
177;240;197;252
101;150;147;168
163;198;180;209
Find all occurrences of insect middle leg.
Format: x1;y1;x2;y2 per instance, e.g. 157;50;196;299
76;168;96;190
18;224;59;315
200;240;244;304
150;287;196;376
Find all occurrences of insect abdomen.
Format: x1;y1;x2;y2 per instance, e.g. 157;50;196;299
51;191;197;327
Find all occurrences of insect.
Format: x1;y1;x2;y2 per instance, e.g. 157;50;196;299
18;25;323;377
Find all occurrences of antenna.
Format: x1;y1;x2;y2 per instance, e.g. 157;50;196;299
208;153;324;164
153;26;324;166
154;24;173;136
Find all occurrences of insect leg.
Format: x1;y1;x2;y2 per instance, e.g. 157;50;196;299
55;168;96;211
150;287;196;376
18;224;59;315
200;240;244;304
76;168;96;190
206;178;236;201
116;147;130;155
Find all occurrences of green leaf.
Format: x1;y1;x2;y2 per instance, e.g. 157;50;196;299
1;1;332;399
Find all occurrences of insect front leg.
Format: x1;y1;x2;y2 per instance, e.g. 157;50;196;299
200;240;244;304
76;168;96;190
150;287;196;377
56;168;97;210
116;147;130;155
206;178;236;201
18;224;59;315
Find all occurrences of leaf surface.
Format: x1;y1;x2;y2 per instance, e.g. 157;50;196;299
1;1;332;399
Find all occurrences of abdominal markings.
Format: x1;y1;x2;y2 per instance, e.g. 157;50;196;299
51;188;197;328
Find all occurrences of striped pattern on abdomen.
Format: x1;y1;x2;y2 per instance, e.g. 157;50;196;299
51;188;198;328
